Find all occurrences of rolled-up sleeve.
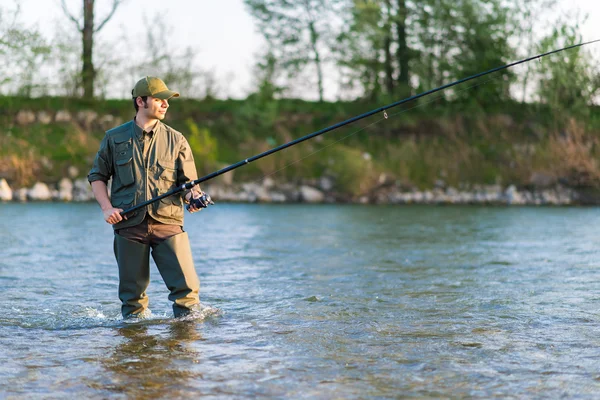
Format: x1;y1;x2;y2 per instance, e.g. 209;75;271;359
177;136;199;197
88;134;113;184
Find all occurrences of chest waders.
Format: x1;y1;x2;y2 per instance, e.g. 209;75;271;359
114;231;200;318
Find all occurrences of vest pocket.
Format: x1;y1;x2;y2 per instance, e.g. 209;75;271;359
116;157;134;186
158;159;177;183
111;192;134;210
154;189;183;219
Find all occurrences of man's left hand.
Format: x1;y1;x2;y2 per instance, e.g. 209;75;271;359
186;191;214;213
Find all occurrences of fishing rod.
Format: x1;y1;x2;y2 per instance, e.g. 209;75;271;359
121;39;600;216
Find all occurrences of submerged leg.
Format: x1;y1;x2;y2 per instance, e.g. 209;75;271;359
151;231;200;317
114;234;151;318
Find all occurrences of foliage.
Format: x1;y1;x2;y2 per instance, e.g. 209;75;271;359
320;144;379;196
0;3;52;96
336;0;520;106
244;0;342;101
535;23;600;124
185;119;219;175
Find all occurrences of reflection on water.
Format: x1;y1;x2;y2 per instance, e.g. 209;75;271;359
96;322;204;398
1;203;600;398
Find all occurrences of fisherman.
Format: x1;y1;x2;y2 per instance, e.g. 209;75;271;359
88;76;211;319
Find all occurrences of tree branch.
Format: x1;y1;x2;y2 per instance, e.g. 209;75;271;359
61;0;83;32
95;0;124;32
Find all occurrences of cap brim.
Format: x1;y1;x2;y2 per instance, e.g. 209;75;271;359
153;90;180;100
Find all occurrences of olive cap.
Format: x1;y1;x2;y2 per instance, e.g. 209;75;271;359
132;76;180;99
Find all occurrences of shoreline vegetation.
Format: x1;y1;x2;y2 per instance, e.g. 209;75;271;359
1;96;600;206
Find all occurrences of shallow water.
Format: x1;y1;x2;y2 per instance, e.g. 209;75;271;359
1;202;600;398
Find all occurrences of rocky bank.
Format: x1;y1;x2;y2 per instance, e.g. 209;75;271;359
0;176;580;206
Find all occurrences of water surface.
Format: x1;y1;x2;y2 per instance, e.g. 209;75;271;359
1;203;600;398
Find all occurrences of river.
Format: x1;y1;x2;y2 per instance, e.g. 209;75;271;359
1;203;599;398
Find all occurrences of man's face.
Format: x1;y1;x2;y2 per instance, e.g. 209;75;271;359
139;96;169;120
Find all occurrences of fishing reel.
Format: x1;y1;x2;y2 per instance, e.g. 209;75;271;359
186;191;214;212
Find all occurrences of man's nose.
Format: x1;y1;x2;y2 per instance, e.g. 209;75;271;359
162;99;169;108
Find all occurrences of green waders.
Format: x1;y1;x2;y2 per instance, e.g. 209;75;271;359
113;232;200;318
114;235;150;318
151;232;200;317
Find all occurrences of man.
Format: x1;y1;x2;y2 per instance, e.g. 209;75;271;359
88;76;209;319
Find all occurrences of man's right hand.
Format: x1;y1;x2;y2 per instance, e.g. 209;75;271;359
103;207;126;225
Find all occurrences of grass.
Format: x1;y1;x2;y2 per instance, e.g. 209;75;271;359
1;96;599;195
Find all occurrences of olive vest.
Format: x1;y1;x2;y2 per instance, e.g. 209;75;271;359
88;120;198;229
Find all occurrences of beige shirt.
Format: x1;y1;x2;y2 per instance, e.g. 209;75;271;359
88;120;199;229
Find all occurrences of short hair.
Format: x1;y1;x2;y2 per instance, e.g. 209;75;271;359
133;96;148;112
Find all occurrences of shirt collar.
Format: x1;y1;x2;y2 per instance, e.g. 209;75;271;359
133;118;161;140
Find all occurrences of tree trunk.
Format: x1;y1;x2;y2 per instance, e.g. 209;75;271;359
82;0;95;98
395;0;410;96
383;0;395;96
308;20;324;102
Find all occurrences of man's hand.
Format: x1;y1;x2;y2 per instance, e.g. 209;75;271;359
186;191;203;214
103;207;126;225
186;190;214;213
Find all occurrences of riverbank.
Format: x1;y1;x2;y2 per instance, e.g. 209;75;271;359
2;97;600;203
0;177;581;206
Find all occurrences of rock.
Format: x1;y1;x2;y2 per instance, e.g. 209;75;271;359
55;110;72;123
28;182;52;201
236;191;252;202
318;176;334;191
73;178;94;202
423;191;434;203
58;178;73;201
504;185;525;205
412;191;424;203
16;110;36;125
262;177;275;189
242;182;270;202
270;192;287;203
446;187;458;196
67;166;79;179
14;188;28;202
529;172;556;189
0;179;12;201
37;111;53;125
98;114;115;129
277;183;300;202
77;110;98;129
299;185;324;203
206;185;236;202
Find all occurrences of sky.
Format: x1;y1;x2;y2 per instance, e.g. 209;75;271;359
12;0;265;98
8;0;600;100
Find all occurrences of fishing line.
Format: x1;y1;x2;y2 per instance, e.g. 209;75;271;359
250;69;512;184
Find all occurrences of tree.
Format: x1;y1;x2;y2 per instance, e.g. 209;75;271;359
336;0;410;100
244;0;340;102
0;3;51;96
535;22;600;122
61;0;124;98
337;0;519;105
